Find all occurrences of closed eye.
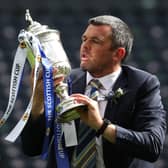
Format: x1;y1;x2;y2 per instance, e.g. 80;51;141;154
81;36;103;44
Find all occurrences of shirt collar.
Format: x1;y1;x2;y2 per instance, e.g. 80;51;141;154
86;67;122;90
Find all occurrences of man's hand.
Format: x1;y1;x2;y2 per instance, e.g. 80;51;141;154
30;67;64;119
71;93;116;143
70;94;103;130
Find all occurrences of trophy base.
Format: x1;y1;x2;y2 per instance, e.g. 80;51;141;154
56;97;87;123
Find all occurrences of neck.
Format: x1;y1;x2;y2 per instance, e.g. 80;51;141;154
90;65;121;78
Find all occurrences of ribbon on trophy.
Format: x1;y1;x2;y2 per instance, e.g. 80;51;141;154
4;31;45;143
0;9;86;168
0;45;27;128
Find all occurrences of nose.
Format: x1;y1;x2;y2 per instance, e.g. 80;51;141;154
81;40;90;50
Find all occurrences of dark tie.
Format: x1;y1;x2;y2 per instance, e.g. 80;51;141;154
71;79;103;168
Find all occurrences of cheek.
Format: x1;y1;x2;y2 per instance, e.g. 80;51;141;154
91;47;113;63
91;48;104;59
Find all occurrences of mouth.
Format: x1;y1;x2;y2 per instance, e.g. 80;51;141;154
80;53;89;61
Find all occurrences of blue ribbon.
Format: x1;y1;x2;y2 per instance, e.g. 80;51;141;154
54;95;70;168
41;65;55;159
38;45;70;167
38;46;55;159
67;76;72;95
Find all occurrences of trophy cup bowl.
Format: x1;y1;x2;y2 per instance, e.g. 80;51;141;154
25;9;85;123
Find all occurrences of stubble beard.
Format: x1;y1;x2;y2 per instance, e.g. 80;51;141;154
80;62;103;76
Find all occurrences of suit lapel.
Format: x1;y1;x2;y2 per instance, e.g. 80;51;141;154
71;70;86;94
113;68;128;92
104;68;128;122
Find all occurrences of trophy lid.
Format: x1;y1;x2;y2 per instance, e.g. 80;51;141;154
25;9;59;37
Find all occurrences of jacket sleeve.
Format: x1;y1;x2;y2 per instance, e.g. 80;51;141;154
115;75;167;162
21;113;46;156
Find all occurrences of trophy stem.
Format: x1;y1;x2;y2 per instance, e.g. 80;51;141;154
55;82;69;100
55;82;86;123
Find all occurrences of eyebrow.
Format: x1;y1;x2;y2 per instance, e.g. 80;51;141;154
82;34;106;41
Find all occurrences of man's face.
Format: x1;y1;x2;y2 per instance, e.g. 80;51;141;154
80;24;118;77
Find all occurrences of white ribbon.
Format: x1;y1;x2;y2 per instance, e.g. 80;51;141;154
5;32;41;142
0;46;27;127
63;122;77;147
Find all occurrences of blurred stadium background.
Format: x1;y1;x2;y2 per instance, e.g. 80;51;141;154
0;0;168;167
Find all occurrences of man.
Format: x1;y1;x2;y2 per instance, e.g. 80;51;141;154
21;15;167;168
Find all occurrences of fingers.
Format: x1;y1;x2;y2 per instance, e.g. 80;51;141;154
32;67;59;81
71;94;101;129
71;94;94;105
30;66;65;93
52;68;58;79
31;67;64;83
53;76;64;87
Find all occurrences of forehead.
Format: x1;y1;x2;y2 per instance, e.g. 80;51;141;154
82;24;112;37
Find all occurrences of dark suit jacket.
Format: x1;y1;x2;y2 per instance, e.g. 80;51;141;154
21;65;167;168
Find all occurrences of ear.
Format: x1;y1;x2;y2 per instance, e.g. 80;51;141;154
116;47;126;61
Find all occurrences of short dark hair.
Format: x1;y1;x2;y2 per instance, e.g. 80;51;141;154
89;15;134;60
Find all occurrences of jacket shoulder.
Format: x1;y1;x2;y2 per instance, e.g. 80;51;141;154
69;68;86;80
122;65;158;84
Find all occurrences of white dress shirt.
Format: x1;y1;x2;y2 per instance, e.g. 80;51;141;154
85;68;121;168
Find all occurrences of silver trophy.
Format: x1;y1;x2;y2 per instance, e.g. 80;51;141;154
24;9;84;122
